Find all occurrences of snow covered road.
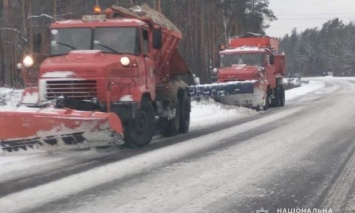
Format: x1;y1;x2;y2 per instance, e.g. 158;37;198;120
1;77;355;213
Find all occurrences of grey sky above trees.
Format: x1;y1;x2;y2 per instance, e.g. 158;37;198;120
266;0;355;37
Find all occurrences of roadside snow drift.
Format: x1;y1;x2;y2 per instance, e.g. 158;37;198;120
190;99;257;129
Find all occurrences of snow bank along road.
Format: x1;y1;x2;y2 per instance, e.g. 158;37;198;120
1;77;355;213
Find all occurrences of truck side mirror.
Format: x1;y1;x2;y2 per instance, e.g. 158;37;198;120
152;27;162;49
33;32;42;53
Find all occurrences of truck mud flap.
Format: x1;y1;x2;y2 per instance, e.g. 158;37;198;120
0;108;124;152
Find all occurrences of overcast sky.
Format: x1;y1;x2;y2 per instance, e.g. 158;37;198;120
265;0;355;38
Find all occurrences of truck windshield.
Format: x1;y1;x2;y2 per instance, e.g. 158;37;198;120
220;53;263;68
50;28;92;56
50;27;141;56
93;27;140;54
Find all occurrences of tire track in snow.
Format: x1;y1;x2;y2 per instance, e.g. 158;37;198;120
37;86;351;213
0;77;337;197
25;109;305;213
0;78;345;212
0;104;299;198
0;107;304;213
318;137;355;212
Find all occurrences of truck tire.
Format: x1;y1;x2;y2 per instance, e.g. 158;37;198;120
271;85;285;107
262;92;270;110
270;88;278;107
179;91;190;134
273;85;285;107
160;103;180;137
124;97;155;147
279;85;285;107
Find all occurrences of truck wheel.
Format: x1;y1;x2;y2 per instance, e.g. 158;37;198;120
160;103;180;137
124;97;155;147
274;85;285;107
279;85;285;107
271;85;281;107
261;90;270;110
270;88;278;107
262;92;270;111
179;91;190;134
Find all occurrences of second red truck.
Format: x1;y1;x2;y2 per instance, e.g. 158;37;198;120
190;32;286;110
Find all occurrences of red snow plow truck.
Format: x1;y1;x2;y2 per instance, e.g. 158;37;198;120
0;4;192;152
190;33;286;110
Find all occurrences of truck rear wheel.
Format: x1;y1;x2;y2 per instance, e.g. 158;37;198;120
279;85;285;107
124;97;155;147
273;85;285;107
261;92;270;110
160;103;180;137
271;85;285;107
179;91;190;134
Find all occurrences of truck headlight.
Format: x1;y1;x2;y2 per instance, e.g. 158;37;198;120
120;57;130;67
16;63;23;70
23;55;34;68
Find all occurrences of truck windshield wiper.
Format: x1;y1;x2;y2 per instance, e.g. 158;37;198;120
55;41;76;50
95;43;120;54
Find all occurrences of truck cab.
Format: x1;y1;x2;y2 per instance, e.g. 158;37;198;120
214;33;286;109
38;18;158;116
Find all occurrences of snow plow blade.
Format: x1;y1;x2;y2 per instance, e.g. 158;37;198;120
0;108;123;152
189;80;268;108
189;81;255;98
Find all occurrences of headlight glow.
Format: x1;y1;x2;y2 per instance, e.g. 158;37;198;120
120;57;130;67
16;63;23;70
23;55;34;68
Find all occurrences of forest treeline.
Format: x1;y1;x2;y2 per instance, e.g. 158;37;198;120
280;18;355;77
0;0;275;87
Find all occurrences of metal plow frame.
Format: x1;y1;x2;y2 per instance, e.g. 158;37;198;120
189;81;256;99
1;133;87;152
189;80;268;108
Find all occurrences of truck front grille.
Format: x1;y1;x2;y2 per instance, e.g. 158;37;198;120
45;80;97;100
